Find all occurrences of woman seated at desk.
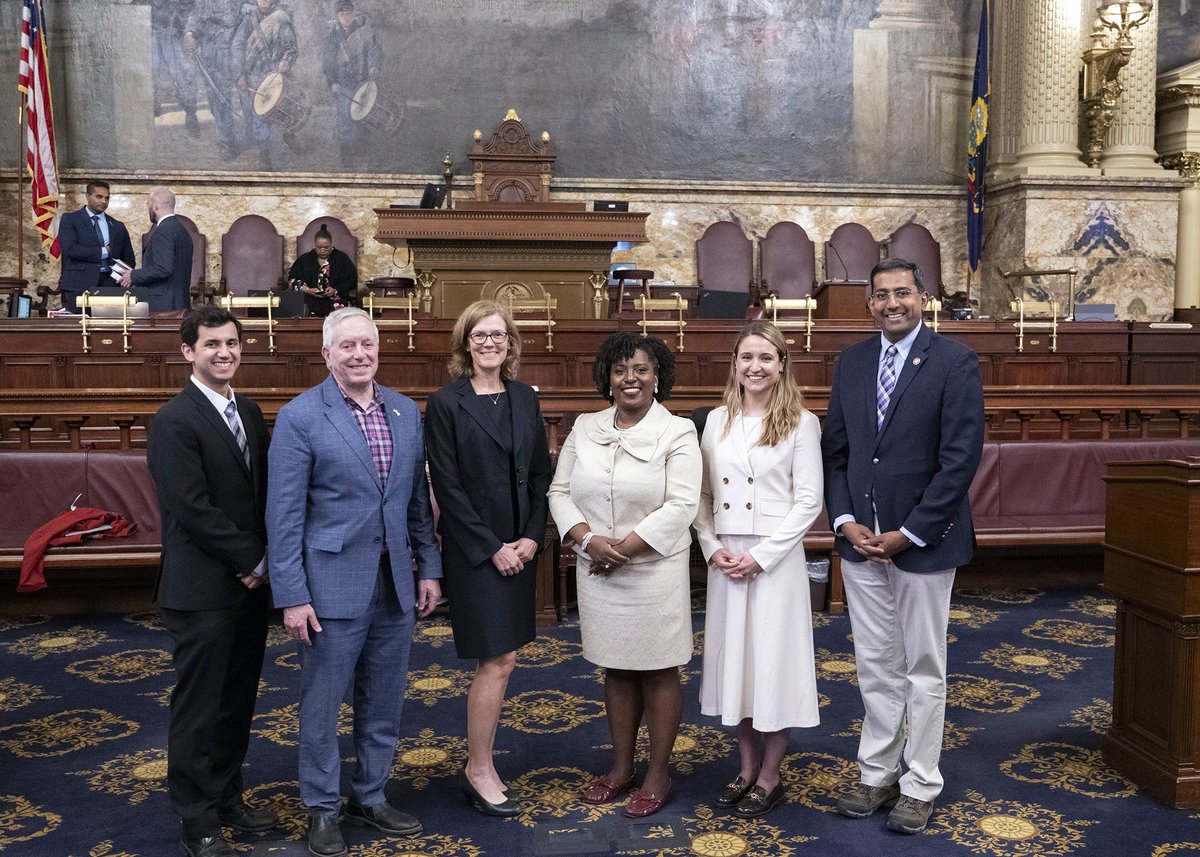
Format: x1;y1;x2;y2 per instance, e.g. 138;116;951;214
287;224;357;317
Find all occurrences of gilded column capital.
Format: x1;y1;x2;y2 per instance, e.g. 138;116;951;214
1157;85;1200;112
1159;152;1200;183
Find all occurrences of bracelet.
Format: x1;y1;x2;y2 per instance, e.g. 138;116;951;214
580;531;595;551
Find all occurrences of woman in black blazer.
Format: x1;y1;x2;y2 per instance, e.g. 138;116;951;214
424;300;552;817
286;224;357;317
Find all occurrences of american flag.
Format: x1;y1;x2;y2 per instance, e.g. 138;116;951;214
18;0;60;259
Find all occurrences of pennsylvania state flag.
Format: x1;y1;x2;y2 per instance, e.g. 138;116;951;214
966;0;990;273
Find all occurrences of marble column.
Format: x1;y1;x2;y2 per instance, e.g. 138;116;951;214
1163;153;1200;320
990;0;1020;178
1011;0;1098;176
1099;8;1165;176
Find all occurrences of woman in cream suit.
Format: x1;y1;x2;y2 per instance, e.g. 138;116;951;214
548;332;701;819
694;320;824;818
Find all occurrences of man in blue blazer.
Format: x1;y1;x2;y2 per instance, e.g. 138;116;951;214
267;307;442;857
118;187;193;312
822;258;984;835
57;180;136;312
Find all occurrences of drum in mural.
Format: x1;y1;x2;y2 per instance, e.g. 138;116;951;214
253;72;311;135
349;81;404;135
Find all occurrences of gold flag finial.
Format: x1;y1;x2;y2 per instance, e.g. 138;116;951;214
504;108;521;122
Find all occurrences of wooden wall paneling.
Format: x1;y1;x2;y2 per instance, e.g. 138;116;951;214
0;358;60;389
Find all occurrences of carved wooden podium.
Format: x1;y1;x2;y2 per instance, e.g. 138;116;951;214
1102;456;1200;808
375;110;647;319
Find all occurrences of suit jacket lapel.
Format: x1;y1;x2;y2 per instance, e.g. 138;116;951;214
322;376;382;493
510;382;530;462
876;325;931;442
456;377;512;453
184;383;251;480
382;389;413;499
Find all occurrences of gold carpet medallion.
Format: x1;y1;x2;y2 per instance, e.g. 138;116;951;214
942;719;984;750
65;648;173;683
0;708;138;757
252;702;353;747
957;588;1045;605
1061;698;1111;734
593;722;733;775
71;748;168;804
1000;742;1136;798
1023;618;1113;648
0;794;61;849
948;602;1002;629
509;766;620;829
1068;595;1117;619
122;611;164;632
518;636;584;668
390;727;470;790
780;750;858;813
414;619;456;648
353;833;483;857
814;648;858;684
0;615;50;633
502;689;604;734
686;805;816;855
973;643;1086;679
929;789;1097;855
0;676;56;712
5;626;112;659
948;674;1041;714
406;664;473;707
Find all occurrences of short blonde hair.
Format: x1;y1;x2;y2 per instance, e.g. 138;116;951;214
447;300;521;379
720;320;804;447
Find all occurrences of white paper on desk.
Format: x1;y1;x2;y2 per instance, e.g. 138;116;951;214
109;259;132;282
62;523;113;538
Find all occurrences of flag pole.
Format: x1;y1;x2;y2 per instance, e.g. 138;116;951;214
0;100;29;305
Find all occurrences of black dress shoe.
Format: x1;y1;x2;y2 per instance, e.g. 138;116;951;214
180;834;236;857
734;783;786;818
344;801;423;835
307;812;347;857
714;775;755;808
460;770;522;817
218;802;278;833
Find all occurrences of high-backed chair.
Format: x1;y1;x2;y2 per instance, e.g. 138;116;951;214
695;221;753;318
219;215;285;296
760;221;817;300
296;216;358;268
882;222;943;296
823;222;879;284
142;215;208;304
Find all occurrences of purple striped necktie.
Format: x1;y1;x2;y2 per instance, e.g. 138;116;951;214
877;345;898;430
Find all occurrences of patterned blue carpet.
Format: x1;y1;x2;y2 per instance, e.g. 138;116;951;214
1;585;1198;856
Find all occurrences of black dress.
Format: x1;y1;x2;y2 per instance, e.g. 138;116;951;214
424;378;552;659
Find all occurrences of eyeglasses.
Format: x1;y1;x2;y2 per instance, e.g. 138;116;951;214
469;330;508;344
869;288;917;303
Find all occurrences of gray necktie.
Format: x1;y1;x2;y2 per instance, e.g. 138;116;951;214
224;400;250;469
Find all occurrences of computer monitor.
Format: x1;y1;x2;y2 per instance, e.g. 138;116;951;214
418;183;446;209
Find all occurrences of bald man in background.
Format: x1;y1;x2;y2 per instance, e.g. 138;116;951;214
119;187;194;312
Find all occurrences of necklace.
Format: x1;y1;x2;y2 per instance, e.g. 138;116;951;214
487;391;502;405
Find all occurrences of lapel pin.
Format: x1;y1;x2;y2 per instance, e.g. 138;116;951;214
392;408;401;416
912;358;921;365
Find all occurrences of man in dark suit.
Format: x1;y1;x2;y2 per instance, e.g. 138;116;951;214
268;307;442;857
118;186;193;311
821;258;984;835
57;179;136;312
147;306;277;857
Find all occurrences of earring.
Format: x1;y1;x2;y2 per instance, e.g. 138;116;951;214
654;384;659;394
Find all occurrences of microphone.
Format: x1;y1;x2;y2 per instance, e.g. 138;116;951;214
826;240;849;283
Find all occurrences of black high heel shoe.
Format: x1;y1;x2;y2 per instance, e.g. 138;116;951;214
460;770;521;817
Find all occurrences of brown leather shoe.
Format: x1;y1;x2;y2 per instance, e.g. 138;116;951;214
623;780;672;818
580;774;636;805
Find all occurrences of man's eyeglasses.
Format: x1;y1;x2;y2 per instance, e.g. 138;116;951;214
469;330;508;344
869;288;917;303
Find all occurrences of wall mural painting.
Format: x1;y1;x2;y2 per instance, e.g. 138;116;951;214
34;0;979;184
1158;1;1200;73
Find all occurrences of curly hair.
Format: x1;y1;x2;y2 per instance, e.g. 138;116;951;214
591;332;676;402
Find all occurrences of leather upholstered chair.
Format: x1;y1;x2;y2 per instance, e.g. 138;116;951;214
760;221;817;301
882;222;943;296
219;215;285;297
695;221;754;318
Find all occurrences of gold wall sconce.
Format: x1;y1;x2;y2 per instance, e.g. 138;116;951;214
1081;2;1154;167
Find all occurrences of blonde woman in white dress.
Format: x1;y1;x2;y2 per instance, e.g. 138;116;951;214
549;332;701;819
694;320;824;818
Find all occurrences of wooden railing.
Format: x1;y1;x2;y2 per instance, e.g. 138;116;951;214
3;386;1198;450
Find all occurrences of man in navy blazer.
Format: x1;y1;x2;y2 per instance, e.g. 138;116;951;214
267;307;442;857
822;258;983;835
57;180;136;312
118;186;193;311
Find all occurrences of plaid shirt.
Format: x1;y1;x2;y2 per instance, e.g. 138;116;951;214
343;384;392;489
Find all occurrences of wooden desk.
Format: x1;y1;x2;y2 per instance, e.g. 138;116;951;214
375;205;649;319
